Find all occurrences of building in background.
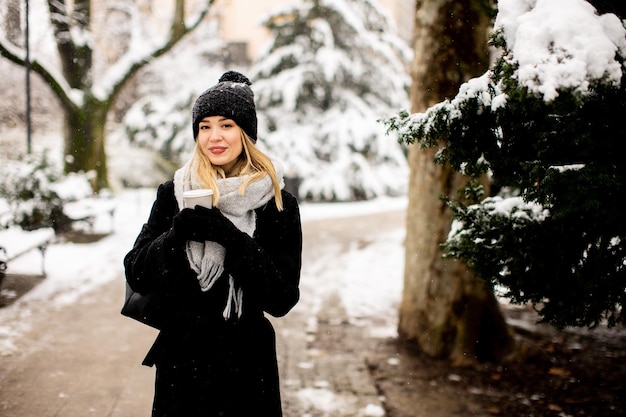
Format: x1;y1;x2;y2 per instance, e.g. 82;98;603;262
211;0;414;65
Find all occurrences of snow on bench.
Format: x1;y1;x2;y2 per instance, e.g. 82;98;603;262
0;226;56;284
63;197;116;233
0;199;11;229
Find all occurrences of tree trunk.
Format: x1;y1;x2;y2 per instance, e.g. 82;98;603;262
398;0;513;364
63;98;109;191
4;0;21;44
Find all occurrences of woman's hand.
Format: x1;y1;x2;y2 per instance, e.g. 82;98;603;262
168;207;242;247
193;206;243;248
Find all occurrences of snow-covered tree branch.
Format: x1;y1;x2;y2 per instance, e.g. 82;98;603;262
0;0;215;191
385;0;626;328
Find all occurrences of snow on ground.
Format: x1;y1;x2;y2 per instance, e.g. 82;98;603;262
0;189;407;356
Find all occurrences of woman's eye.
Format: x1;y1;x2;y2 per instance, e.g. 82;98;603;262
222;123;232;128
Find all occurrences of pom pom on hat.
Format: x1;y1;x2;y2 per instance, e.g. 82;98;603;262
218;70;251;84
192;71;258;142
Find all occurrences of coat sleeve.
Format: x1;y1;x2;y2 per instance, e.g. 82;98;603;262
224;191;302;317
123;181;193;295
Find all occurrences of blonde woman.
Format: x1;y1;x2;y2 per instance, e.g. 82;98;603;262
124;71;302;417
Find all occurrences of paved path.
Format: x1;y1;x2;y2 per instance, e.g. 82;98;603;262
0;208;405;417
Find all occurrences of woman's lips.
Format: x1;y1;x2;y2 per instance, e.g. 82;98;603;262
209;146;227;154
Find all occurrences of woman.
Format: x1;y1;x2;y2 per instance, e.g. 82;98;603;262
123;71;302;417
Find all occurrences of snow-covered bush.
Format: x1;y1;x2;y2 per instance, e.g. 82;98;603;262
0;151;93;232
385;0;626;328
123;91;195;163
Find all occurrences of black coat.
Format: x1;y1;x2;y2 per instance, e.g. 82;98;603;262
123;180;302;417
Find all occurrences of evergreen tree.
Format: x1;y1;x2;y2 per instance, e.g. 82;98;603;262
250;0;411;201
121;20;226;167
385;0;626;328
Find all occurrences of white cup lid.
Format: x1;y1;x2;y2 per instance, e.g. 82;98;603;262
183;189;213;197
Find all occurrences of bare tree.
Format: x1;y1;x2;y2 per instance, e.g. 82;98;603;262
0;0;214;191
398;0;513;364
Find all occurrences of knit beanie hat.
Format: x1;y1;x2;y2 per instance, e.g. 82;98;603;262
191;71;258;143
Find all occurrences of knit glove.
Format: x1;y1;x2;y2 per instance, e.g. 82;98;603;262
167;207;244;248
166;208;211;246
193;206;245;249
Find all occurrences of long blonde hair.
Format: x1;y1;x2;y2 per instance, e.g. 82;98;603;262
191;128;284;211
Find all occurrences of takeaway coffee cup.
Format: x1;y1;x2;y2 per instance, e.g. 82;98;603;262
183;189;213;209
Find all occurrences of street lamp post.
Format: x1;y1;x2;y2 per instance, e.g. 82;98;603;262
25;0;31;154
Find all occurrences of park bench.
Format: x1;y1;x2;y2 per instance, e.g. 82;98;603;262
0;226;56;289
0;199;11;229
63;197;116;234
0;194;115;291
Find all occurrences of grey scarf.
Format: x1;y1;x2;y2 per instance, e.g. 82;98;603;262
174;159;284;319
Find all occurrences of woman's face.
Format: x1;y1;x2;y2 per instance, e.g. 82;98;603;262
197;116;244;174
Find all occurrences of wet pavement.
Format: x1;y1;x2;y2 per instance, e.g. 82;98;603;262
0;209;405;417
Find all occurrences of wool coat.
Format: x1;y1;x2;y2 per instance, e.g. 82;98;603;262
123;180;302;417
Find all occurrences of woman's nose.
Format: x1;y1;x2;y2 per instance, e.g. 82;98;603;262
209;128;222;140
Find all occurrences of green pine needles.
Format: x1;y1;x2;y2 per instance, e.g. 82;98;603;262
384;21;626;328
